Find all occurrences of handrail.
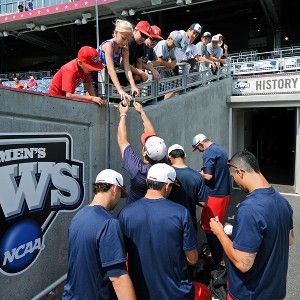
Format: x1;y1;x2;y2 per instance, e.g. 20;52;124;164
104;62;231;104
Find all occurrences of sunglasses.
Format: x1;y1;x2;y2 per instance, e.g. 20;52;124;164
140;32;149;39
227;161;245;173
150;38;160;43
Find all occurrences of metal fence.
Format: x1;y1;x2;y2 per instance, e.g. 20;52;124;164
104;63;231;104
0;0;72;14
230;46;300;76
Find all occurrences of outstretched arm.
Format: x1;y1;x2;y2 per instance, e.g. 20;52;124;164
133;102;156;134
117;103;130;158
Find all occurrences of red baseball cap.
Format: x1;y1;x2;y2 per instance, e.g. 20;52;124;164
150;25;163;40
77;46;104;71
135;21;152;38
141;131;156;145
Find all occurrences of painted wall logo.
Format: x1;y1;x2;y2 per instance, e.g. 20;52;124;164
0;134;84;276
234;81;250;92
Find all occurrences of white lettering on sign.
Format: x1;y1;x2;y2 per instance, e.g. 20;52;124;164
0;148;46;163
0;162;81;218
2;238;44;266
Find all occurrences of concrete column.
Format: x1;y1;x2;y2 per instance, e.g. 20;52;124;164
295;107;300;194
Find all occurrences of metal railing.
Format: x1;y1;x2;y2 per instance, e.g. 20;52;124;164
231;56;300;76
230;46;300;63
0;0;73;15
104;62;231;104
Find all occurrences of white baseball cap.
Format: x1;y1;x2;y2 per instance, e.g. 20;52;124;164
189;23;202;34
211;35;219;42
145;136;167;161
147;163;176;184
168;144;185;156
95;169;127;197
192;133;207;151
202;31;211;37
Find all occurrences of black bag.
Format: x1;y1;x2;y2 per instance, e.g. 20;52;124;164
209;266;227;300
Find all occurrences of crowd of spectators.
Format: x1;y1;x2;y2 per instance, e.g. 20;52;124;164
2;18;230;103
17;0;33;12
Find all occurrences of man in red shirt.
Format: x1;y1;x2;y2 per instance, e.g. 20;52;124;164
49;46;106;106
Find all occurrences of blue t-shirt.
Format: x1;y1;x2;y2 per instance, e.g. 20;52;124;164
202;143;231;196
63;206;127;300
122;145;151;204
168;166;208;230
119;198;197;300
228;187;293;300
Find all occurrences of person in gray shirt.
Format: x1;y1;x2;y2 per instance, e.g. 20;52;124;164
153;31;182;99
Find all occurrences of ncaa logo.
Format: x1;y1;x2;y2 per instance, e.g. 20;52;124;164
0;133;84;276
234;81;250;92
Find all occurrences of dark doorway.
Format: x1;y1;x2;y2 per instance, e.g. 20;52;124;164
246;108;296;185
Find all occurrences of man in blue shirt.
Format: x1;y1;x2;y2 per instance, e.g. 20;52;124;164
119;163;198;300
210;150;294;300
168;143;208;231
118;102;167;204
63;169;136;300
192;133;231;266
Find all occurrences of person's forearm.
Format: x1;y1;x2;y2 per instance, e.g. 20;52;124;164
140;110;155;134
215;230;255;272
65;92;94;102
124;65;136;87
111;274;136;300
215;230;239;266
107;66;123;93
85;82;97;96
118;115;128;145
142;62;154;72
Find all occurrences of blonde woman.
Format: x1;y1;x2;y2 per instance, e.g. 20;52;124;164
99;19;139;102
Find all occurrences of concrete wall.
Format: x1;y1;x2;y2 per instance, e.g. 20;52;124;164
0;77;232;299
0;89;107;300
109;79;232;177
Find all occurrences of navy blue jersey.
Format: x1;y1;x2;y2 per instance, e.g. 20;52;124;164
119;198;197;300
122;145;151;204
63;206;127;300
228;187;293;300
202;143;231;196
168;166;208;230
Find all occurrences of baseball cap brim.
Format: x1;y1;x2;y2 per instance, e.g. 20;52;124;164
139;29;152;38
151;33;163;40
192;142;200;152
141;132;156;145
81;60;104;71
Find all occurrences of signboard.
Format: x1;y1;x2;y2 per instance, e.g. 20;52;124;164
232;73;300;95
0;133;84;276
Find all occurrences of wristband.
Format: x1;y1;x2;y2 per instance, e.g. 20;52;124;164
120;114;127;117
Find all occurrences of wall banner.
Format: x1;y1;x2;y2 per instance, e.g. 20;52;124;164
0;133;84;276
232;73;300;95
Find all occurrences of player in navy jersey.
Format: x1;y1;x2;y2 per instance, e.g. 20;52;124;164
167;143;208;231
63;169;136;300
210;150;294;300
192;133;231;266
119;163;198;300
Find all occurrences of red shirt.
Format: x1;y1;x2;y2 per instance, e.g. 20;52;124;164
27;80;38;87
48;59;91;96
